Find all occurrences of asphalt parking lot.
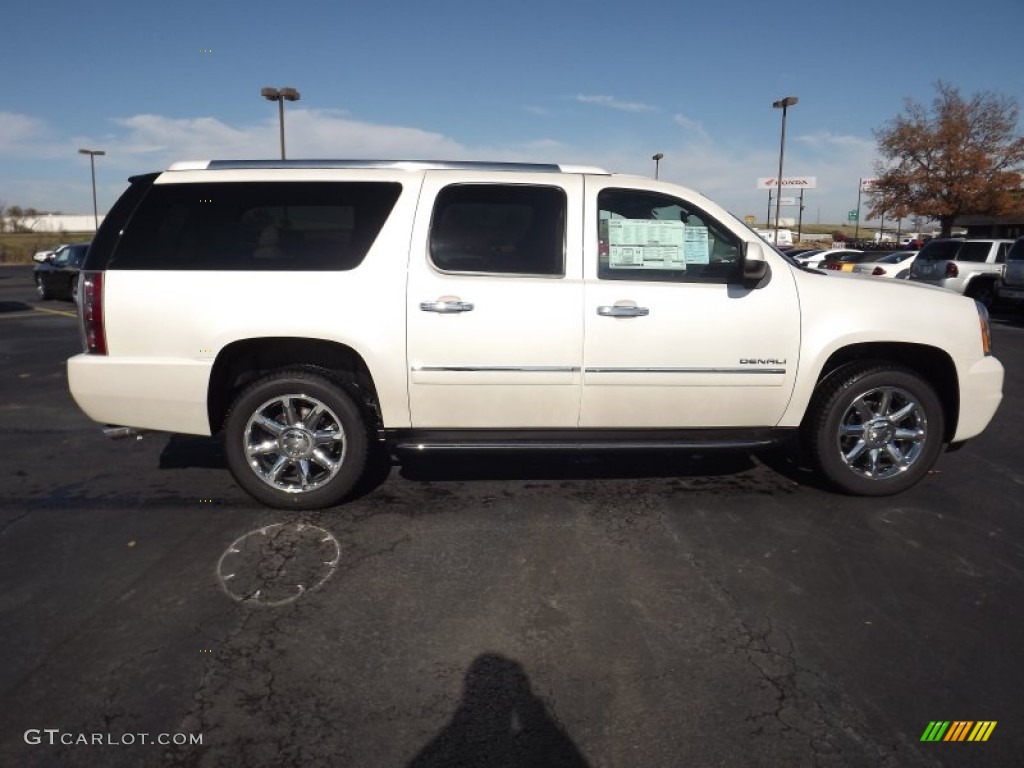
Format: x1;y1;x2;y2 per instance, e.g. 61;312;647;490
1;263;1022;767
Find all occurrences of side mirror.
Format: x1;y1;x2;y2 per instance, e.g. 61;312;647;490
742;240;769;282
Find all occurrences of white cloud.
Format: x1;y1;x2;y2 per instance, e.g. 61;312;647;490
0;112;49;145
672;113;709;141
576;94;658;113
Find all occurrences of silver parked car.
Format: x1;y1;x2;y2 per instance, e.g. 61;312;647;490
908;238;1012;307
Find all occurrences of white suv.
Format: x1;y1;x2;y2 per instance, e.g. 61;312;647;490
68;160;1004;508
907;237;1012;307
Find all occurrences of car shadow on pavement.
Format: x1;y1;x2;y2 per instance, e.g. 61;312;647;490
0;300;33;313
407;653;590;768
159;434;227;470
156;433;394;502
155;435;815;497
397;449;757;483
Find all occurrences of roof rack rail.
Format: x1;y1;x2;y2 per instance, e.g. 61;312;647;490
166;159;610;174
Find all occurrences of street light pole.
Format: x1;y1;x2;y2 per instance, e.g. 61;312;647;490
772;96;798;246
78;148;106;231
855;179;863;241
260;87;301;160
652;152;664;179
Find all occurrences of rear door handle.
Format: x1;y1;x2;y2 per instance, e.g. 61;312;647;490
597;305;649;317
420;300;475;313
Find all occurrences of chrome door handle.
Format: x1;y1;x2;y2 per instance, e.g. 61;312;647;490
597;305;649;317
420;300;475;313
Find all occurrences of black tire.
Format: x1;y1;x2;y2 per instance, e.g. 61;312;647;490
965;279;996;309
35;276;52;300
805;363;944;496
224;370;369;510
71;275;80;303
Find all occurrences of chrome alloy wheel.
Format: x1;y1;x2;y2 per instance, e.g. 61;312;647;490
243;394;347;493
835;385;927;480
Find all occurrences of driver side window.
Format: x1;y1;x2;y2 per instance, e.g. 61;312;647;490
597;188;741;282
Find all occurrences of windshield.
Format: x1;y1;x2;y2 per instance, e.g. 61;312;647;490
876;251;914;264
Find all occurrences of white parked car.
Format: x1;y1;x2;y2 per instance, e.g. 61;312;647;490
791;248;863;268
853;250;919;279
67;159;1004;508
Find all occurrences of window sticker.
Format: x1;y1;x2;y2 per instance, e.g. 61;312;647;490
683;226;710;264
604;218;686;271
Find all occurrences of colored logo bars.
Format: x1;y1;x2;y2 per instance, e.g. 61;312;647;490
920;721;997;742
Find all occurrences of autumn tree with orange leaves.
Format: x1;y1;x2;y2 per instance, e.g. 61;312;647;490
868;81;1024;236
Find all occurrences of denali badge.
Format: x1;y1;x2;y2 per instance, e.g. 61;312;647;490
739;359;787;365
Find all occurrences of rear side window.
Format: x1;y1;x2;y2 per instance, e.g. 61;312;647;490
1008;238;1024;261
109;181;401;270
83;173;157;270
957;242;992;262
429;184;565;276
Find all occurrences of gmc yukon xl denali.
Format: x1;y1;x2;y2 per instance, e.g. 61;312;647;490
68;160;1004;509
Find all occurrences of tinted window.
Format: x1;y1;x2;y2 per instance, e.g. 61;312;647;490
597;188;741;282
84;173;157;270
1008;238;1024;261
916;240;960;261
110;181;401;270
957;242;992;262
429;185;565;276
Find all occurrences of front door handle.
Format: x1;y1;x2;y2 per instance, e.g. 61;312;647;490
420;300;475;314
597;305;649;317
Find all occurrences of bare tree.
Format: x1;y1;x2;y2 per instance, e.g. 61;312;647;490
868;81;1024;236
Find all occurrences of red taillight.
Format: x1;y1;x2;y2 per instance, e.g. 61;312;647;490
79;272;107;355
945;262;959;278
872;266;885;275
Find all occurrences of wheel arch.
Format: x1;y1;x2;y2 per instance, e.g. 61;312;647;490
207;337;382;435
805;342;959;443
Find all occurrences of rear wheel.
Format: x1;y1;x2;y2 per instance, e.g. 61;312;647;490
965;279;996;308
224;370;369;509
805;363;944;496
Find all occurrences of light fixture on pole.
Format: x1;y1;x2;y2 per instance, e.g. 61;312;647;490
78;148;106;231
652;152;664;179
771;96;798;246
261;87;301;160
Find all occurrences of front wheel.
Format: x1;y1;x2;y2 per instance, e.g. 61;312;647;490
224;370;369;509
35;276;52;300
805;364;944;496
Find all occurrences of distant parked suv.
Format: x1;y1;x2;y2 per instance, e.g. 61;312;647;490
908;237;1012;307
996;236;1024;309
67;160;1004;509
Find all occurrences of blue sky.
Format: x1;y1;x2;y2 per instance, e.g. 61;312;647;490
3;0;1023;226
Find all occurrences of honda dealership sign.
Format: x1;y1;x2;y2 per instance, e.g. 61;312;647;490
757;176;817;189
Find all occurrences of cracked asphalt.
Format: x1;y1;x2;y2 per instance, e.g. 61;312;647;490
1;264;1023;767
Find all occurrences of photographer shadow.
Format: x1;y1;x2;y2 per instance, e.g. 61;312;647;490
408;653;590;768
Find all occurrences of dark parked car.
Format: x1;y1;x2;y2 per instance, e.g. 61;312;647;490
34;242;90;300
